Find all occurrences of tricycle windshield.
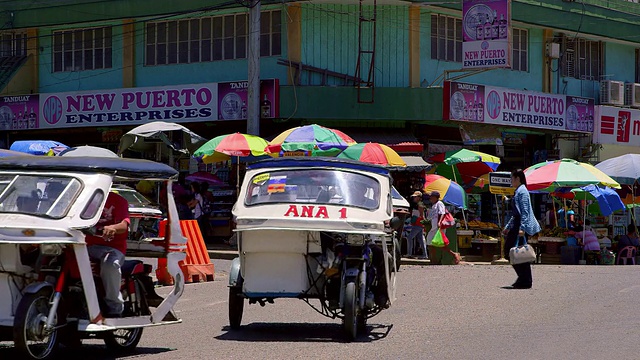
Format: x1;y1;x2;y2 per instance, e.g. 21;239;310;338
245;169;380;210
0;174;82;219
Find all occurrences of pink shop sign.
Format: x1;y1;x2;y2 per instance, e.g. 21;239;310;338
38;83;218;129
443;81;594;133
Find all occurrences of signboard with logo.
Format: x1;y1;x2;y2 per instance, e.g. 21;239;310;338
37;80;279;130
218;79;279;120
443;81;594;133
0;95;40;130
462;0;511;69
489;171;514;195
594;106;640;147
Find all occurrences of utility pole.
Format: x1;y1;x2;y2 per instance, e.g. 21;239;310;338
246;0;261;136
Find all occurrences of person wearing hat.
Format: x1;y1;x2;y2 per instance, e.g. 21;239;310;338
406;190;427;259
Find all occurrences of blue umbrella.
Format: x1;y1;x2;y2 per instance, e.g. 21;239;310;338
10;140;68;155
555;184;625;217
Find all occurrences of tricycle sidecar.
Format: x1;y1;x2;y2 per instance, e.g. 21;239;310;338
229;158;399;340
0;155;188;359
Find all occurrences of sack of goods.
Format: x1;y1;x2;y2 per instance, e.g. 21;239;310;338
509;237;536;265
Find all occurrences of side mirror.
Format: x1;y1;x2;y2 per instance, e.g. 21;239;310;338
390;216;403;231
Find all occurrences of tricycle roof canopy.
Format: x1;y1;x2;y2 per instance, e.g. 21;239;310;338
248;157;391;176
0;156;178;180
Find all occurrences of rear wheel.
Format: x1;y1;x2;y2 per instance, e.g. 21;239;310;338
13;288;59;360
229;287;244;330
104;278;144;353
343;281;358;340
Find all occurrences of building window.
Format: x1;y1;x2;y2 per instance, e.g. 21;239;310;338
512;28;528;72
52;27;112;72
430;14;462;62
0;31;27;57
561;36;603;80
145;10;281;66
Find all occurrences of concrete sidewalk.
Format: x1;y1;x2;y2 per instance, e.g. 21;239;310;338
205;243;494;265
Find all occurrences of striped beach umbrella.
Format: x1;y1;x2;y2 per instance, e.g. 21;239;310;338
423;174;467;209
337;142;406;167
524;158;620;192
428;149;500;186
266;124;356;157
193;132;269;164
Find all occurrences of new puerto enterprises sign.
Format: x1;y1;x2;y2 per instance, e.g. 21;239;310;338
594;106;640;147
443;81;595;133
462;0;511;69
38;80;279;130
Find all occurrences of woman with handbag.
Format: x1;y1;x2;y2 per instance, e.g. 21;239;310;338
503;169;541;289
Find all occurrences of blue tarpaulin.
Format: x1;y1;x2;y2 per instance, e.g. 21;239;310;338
9;140;68;156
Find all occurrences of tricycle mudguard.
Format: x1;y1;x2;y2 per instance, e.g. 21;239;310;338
229;257;242;287
22;281;53;295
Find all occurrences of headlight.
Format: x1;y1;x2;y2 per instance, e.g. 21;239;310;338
40;244;63;256
346;234;365;245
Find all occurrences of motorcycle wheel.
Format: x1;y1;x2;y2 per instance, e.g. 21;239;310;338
103;327;143;352
104;278;144;353
228;286;244;330
13;288;60;360
343;281;358;340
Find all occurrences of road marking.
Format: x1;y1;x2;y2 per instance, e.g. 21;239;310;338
619;285;640;293
204;300;227;307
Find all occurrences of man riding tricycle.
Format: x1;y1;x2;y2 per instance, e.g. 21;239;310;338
0;155;187;359
229;158;400;340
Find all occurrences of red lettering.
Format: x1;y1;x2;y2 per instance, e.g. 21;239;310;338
315;206;329;218
339;208;347;219
284;205;299;217
301;205;314;217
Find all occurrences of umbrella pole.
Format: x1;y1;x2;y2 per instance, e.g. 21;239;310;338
450;165;468;229
236;156;240;195
582;198;586;263
552;197;557;228
633;182;638;235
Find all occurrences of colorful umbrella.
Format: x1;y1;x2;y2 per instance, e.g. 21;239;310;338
266;124;356;157
423;174;467;209
194;133;269;164
552;185;625;217
337;142;406;167
524;158;620;192
595;153;640;186
428;149;500;186
194;133;269;192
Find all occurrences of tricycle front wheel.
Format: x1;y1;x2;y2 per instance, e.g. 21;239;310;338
228;287;244;330
103;327;143;353
13;288;59;360
342;281;358;340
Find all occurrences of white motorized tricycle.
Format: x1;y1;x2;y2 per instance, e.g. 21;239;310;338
229;158;400;340
0;155;187;359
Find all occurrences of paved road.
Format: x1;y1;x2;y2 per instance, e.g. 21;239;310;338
2;260;640;359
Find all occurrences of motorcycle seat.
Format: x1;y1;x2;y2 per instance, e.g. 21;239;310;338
121;260;145;276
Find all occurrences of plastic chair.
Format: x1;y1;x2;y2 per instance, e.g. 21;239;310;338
617;246;637;265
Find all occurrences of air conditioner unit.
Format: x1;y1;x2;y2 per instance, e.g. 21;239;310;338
600;80;624;106
625;83;640;108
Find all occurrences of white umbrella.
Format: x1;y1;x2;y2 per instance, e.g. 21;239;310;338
118;121;206;156
59;145;118;158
